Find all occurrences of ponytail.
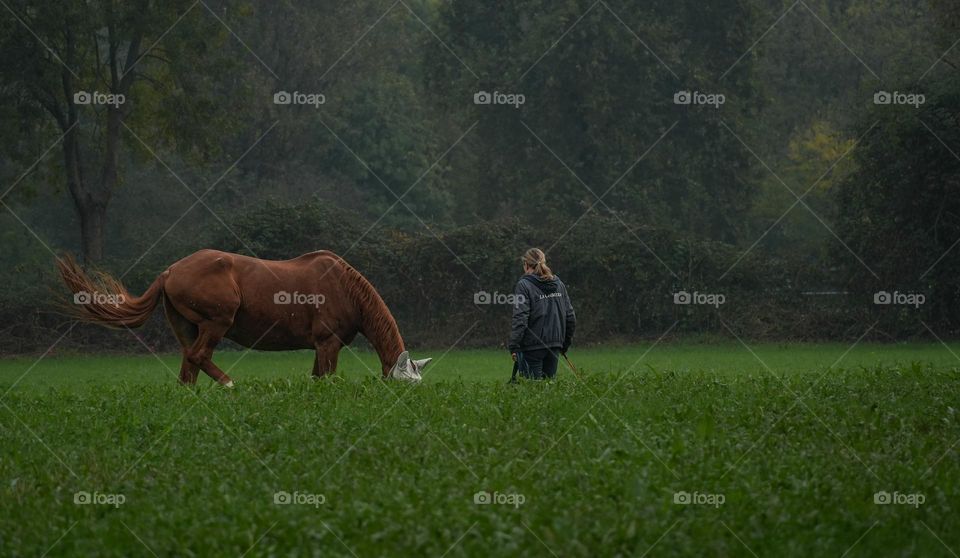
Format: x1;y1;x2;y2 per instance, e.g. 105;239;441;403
521;248;554;280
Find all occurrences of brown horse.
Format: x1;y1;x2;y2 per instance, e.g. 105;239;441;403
57;249;431;385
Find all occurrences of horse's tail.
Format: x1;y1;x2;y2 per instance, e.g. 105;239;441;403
56;255;165;329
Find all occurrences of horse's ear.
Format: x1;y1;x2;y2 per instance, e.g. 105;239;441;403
412;358;432;371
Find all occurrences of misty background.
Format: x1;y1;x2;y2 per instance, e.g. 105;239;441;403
0;0;958;353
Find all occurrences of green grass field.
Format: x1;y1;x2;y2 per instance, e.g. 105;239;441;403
2;342;960;556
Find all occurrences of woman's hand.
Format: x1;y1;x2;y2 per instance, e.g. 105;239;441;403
511;352;517;362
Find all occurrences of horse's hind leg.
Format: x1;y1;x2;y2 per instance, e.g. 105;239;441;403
164;296;200;385
185;320;235;387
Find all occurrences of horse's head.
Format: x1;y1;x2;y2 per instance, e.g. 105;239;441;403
389;350;432;382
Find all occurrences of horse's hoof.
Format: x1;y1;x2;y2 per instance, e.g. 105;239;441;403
223;381;235;388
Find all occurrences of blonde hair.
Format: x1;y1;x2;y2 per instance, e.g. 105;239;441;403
521;248;554;280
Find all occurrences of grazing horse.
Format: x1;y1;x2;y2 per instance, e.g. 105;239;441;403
57;250;431;385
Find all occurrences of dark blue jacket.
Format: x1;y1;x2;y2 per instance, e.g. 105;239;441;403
508;274;576;352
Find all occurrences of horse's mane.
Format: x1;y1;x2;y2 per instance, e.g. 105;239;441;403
334;255;405;365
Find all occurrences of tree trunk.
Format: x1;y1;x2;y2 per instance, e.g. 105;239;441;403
55;16;136;264
78;202;108;264
63;115;114;265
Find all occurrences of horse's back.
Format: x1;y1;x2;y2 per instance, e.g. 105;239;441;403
166;248;356;299
170;249;344;278
163;249;362;350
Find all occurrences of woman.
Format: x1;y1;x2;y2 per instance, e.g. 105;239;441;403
508;248;576;380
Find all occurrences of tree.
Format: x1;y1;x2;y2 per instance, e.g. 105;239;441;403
834;0;960;331
427;0;760;240
0;0;240;262
216;0;453;227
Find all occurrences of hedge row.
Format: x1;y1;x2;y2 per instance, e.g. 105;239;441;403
0;200;943;355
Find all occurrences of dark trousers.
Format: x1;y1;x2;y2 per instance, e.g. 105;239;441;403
517;348;559;380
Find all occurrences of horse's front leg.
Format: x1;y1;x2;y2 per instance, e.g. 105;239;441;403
312;336;343;378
